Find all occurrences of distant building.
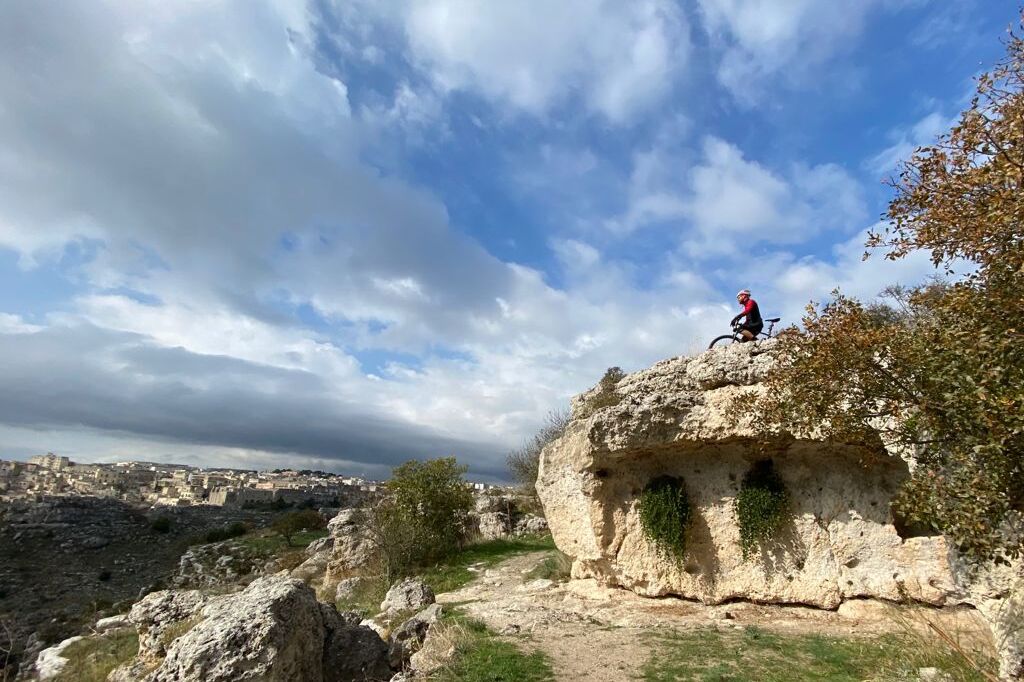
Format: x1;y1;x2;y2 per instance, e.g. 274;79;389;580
208;486;274;508
29;453;70;471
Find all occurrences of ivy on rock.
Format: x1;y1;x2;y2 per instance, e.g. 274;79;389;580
735;460;789;559
637;476;692;560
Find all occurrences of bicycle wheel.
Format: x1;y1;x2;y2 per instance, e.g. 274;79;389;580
708;334;736;349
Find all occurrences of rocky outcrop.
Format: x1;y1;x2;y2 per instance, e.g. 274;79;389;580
468;492;548;540
380;578;435;617
537;342;1024;678
32;635;83;680
954;556;1024;680
537;342;954;609
109;576;390;682
388;603;443;669
324;509;376;584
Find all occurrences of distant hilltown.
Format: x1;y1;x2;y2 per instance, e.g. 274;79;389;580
0;452;392;508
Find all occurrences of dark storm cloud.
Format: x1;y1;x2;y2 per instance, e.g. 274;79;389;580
0;325;508;478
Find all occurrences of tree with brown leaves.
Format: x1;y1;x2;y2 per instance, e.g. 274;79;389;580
758;17;1023;562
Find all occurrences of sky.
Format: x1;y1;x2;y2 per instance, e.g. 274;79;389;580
0;1;1013;480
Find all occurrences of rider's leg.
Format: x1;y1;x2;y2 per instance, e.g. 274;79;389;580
739;329;754;342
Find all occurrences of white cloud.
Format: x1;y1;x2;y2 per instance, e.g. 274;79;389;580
611;136;867;254
696;0;881;101
399;0;689;122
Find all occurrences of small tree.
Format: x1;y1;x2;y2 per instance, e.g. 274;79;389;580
506;408;571;498
364;457;475;583
386;457;475;559
272;509;326;547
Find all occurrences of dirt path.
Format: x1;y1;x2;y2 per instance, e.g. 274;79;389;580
437;550;990;682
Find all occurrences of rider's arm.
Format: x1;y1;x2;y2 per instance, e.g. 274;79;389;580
732;300;754;325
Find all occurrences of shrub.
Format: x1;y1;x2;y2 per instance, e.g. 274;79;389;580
150;516;172;533
735;460;788;559
506;409;571;498
204;521;248;543
365;457;475;585
578;367;626;418
637;476;691;560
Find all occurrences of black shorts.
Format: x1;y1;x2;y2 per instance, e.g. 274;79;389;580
740;322;763;336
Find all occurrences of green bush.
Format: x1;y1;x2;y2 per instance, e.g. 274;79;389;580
579;367;626;417
735;460;788;559
204;521;248;543
637;476;691;560
365;457;475;585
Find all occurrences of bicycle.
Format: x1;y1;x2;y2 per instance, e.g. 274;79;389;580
707;317;781;349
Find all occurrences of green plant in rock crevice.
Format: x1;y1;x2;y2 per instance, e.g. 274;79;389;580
735;460;789;559
637;476;692;560
578;367;626;418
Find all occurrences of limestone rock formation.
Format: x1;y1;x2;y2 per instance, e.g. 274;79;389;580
380;578;435;616
468;492;549;540
388;603;443;669
325;509;376;584
537;342;954;609
32;635;83;680
110;576;390;682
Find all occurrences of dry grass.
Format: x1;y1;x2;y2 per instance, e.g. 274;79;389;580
53;631;139;682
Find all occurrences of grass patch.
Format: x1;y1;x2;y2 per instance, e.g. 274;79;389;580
641;626;996;682
421;535;555;594
158;616;202;649
53;631;138;682
523;550;572;582
434;612;554;682
335;578;389;618
235;528;328;554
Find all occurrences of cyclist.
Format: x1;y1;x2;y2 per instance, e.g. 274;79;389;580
730;289;763;342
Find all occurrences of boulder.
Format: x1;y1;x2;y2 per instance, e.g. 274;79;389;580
325;509;376;583
336;576;369;602
307;535;335;556
537;342;955;609
388;603;442;669
475;511;512;540
380;578;435;616
95;613;131;631
514;514;548;535
320;604;392;682
33;635;83;680
129;575;390;682
127;589;207;661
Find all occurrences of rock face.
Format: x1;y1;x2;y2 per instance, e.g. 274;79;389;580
537;342;955;609
33;635;83;680
0;495;275;677
468;492;549;540
324;509;376;584
954;556;1024;680
111;576;390;682
380;578;435;616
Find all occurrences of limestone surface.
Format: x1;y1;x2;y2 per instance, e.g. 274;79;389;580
111;576;390;682
537;342;955;609
380;578;435;616
325;509;376;583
